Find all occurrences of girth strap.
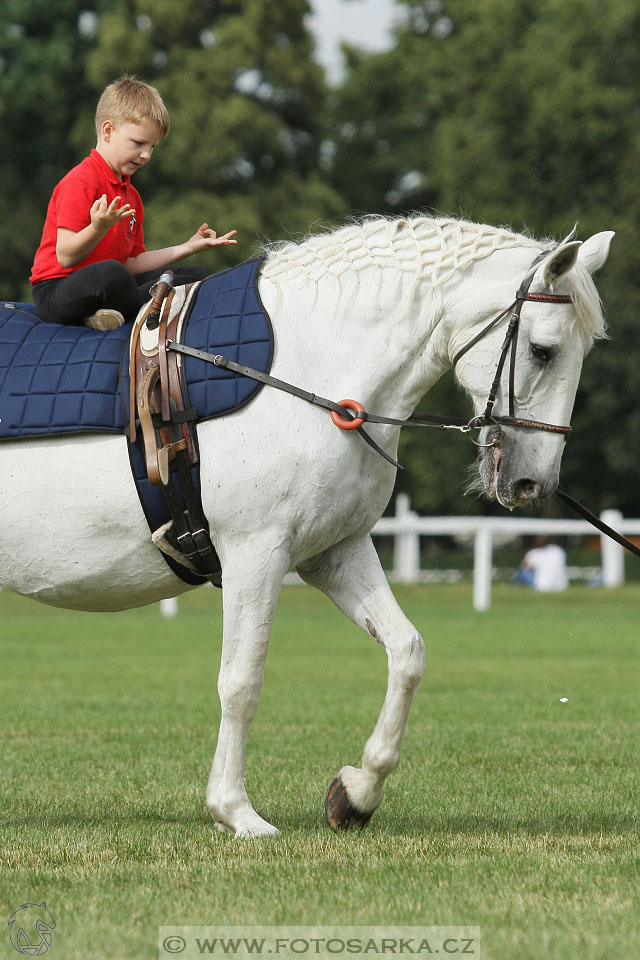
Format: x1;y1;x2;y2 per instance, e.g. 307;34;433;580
129;280;222;584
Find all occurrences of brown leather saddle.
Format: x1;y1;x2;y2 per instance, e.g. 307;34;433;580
128;274;221;585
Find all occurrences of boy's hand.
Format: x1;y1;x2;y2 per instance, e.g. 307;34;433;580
126;223;238;276
90;194;135;234
184;223;238;254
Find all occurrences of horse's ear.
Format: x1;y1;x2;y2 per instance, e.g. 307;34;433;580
542;241;582;289
577;231;615;274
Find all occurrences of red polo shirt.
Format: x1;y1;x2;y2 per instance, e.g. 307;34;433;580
30;149;146;284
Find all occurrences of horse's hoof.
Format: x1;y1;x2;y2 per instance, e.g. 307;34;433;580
325;775;374;830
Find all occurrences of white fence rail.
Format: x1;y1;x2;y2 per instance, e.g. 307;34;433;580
160;494;640;616
373;493;640;610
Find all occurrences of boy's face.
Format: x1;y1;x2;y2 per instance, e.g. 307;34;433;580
98;119;163;179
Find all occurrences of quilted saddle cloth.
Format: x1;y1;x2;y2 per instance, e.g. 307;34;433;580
0;257;273;442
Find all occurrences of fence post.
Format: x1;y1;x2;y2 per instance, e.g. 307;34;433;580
393;493;420;583
473;524;493;611
600;509;624;587
160;597;179;618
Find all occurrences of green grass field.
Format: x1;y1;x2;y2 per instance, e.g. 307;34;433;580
0;583;638;960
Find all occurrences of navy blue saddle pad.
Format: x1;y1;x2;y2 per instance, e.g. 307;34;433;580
0;257;273;441
0;304;129;439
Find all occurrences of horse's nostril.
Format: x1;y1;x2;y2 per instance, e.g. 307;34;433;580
515;478;539;500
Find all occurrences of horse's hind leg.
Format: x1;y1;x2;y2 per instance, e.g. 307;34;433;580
297;533;425;828
206;543;289;838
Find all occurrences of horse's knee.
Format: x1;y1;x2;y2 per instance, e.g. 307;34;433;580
389;630;426;689
217;664;264;721
218;682;259;722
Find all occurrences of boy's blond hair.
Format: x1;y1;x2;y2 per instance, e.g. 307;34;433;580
95;76;170;138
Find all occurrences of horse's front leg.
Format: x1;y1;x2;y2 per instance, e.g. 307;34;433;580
206;543;289;837
298;533;425;829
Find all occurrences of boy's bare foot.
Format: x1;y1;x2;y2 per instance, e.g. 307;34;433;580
84;309;125;330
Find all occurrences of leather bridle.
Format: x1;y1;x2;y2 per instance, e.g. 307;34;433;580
451;251;573;445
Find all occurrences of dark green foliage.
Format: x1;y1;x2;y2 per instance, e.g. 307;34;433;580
0;0;342;295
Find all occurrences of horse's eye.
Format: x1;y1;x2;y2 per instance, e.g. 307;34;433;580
531;344;555;362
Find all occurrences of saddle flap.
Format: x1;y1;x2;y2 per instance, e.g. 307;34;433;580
131;283;199;487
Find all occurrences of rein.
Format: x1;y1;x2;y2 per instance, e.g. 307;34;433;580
556;490;640;559
168;340;413;469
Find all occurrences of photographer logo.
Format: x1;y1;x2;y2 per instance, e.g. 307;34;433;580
7;902;56;956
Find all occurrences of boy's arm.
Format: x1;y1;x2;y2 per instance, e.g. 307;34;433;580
126;223;237;275
56;195;135;268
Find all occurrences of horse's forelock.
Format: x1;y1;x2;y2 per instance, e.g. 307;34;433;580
564;258;607;347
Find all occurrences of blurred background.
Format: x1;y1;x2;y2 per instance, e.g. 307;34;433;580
1;0;638;525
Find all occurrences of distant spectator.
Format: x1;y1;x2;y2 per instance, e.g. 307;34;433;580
513;536;568;592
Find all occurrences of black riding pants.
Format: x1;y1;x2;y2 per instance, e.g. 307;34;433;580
32;260;207;325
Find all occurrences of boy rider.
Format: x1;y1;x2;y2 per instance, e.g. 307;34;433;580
30;76;236;329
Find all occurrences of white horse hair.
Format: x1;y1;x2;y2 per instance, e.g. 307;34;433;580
263;216;605;336
1;215;613;835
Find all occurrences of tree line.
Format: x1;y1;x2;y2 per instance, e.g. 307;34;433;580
1;0;638;515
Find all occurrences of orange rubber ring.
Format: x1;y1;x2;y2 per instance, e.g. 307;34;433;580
331;399;365;430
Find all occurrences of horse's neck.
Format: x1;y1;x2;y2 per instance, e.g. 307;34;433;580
261;264;444;418
261;220;539;414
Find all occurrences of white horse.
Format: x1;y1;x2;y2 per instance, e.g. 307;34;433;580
0;216;613;836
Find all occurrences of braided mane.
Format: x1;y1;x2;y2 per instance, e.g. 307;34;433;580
262;216;540;289
262;215;606;344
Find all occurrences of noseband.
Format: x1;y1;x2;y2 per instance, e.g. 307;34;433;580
452;251;573;445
